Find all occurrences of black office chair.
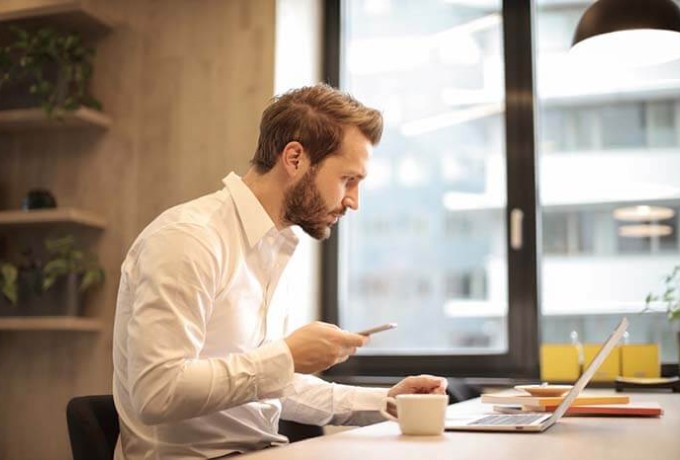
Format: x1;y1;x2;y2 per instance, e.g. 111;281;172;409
66;394;120;460
279;419;324;442
66;393;322;458
446;378;482;404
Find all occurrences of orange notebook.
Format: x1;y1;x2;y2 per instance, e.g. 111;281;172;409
480;391;630;408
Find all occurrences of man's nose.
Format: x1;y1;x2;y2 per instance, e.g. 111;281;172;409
342;191;359;211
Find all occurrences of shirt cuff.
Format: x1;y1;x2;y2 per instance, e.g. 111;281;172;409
351;386;390;411
253;339;295;398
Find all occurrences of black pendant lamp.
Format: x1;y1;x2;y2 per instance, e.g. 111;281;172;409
571;0;680;67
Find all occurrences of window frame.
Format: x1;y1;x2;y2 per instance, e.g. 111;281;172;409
321;0;541;379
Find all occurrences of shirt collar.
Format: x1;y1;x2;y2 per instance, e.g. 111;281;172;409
223;172;298;248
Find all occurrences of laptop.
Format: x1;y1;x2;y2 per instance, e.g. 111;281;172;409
444;316;629;432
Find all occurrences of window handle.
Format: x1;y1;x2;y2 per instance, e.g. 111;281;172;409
510;208;524;250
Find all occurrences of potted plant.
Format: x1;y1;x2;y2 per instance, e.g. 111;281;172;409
0;26;102;116
0;235;104;316
0;260;18;309
644;265;680;372
645;265;680;321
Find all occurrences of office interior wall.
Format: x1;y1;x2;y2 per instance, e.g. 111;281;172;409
0;1;276;458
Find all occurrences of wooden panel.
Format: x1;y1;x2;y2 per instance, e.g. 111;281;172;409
0;1;276;459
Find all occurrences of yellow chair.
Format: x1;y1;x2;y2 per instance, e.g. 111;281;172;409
620;344;660;378
583;344;620;382
540;344;580;382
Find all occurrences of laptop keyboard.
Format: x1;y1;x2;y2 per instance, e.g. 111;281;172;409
469;414;545;426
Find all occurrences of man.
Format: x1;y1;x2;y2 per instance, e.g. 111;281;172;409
112;84;446;459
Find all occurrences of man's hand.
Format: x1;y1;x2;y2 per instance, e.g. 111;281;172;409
388;375;448;398
284;321;368;374
385;375;448;417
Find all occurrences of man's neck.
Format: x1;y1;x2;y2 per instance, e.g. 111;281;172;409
242;167;286;230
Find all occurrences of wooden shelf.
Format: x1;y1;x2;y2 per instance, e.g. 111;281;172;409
0;316;102;331
0;107;112;131
0;0;114;37
0;207;106;229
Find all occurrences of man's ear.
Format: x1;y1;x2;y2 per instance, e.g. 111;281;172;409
281;141;307;177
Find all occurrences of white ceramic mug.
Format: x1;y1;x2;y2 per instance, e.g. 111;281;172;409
379;393;448;435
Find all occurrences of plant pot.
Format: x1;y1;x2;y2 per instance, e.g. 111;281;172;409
0;62;66;111
0;269;83;316
0;78;43;110
0;293;21;316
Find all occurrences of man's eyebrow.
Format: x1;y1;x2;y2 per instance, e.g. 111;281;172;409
347;170;366;180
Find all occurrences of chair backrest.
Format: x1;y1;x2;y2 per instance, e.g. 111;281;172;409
66;394;120;460
278;419;324;443
65;393;321;457
446;378;482;404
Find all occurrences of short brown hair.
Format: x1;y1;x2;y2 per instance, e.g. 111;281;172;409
251;84;383;173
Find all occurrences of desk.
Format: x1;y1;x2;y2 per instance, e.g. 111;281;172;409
243;392;679;460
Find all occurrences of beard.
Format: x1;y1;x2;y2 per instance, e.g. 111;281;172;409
282;168;343;240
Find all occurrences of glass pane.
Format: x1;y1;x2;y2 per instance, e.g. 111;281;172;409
535;0;680;363
338;0;507;354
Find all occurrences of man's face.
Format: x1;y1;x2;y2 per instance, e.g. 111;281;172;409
283;125;372;240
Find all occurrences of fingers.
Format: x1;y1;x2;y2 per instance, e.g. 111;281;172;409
427;375;448;394
341;331;369;347
411;375;448;394
333;342;359;365
326;333;364;367
388;375;449;397
310;322;369;347
285;322;368;374
335;354;350;365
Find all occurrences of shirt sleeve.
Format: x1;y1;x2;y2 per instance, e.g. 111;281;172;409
124;225;295;425
279;374;389;427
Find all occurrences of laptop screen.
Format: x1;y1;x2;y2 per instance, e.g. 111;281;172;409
547;317;629;422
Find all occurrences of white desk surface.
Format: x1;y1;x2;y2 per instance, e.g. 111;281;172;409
242;392;680;460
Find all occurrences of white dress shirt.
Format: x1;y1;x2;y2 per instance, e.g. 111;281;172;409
112;172;388;460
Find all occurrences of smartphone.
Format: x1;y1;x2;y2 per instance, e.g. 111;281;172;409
356;322;398;336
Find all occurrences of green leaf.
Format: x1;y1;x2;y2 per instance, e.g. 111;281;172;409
46;235;75;255
662;288;676;302
1;283;17;305
646;265;680;323
644;293;655;307
43;259;70;277
80;269;104;292
42;274;57;291
63;99;79;111
668;308;680;322
1;263;18;284
1;262;18;305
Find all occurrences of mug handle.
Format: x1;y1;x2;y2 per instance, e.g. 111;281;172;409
379;396;398;421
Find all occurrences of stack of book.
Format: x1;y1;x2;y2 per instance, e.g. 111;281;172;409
481;391;663;416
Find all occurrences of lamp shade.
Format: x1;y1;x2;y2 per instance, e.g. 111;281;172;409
571;0;680;67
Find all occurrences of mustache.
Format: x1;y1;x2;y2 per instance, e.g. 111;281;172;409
332;208;347;219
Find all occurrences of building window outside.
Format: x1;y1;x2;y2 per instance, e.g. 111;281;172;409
330;0;680;371
336;0;509;356
536;0;680;361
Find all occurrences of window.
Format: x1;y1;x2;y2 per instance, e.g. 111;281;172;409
323;0;680;378
536;0;680;363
